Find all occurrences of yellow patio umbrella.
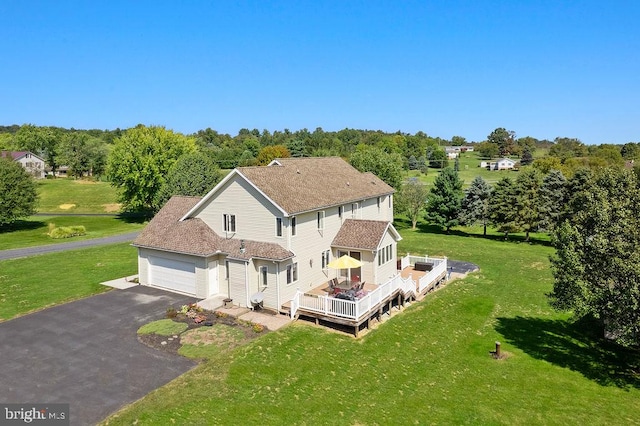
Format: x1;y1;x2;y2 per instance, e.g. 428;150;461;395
327;255;362;270
327;255;362;284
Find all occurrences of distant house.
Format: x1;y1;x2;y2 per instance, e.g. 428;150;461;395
0;151;46;178
444;145;475;154
486;158;517;171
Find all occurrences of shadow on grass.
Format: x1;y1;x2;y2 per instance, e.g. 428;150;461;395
393;218;552;247
116;212;150;224
496;316;640;389
0;219;46;233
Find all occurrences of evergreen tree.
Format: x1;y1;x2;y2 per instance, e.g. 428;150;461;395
489;176;519;239
538;169;567;232
407;155;419;170
514;168;542;241
425;167;463;233
520;146;534;165
459;176;492;235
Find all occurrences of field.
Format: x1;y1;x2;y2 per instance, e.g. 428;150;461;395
102;223;640;425
36;178;120;213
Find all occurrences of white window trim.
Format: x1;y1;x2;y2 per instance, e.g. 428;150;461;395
291;217;297;237
317;211;325;230
276;217;283;237
223;214;236;233
287;262;298;284
260;265;268;287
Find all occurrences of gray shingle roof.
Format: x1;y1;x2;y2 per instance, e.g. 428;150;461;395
237;157;394;215
133;196;293;261
331;219;395;251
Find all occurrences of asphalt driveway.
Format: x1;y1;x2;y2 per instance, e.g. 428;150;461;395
0;285;198;425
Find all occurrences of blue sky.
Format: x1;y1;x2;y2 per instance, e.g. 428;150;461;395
1;1;638;144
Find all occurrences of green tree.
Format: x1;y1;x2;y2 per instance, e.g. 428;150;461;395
350;145;404;189
459;176;492;236
425;168;463;233
106;126;197;213
450;135;467;146
621;142;640;160
488;128;516;157
549;137;587;160
0;157;37;227
514;168;542;241
396;178;429;230
549;168;640;347
538;169;567;232
520;146;534;166
489;176;519;239
475;141;499;159
255;145;291;165
428;147;448;169
155;153;224;208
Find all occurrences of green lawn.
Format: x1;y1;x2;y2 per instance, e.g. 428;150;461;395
103;225;640;425
37;178;119;213
0;243;138;321
0;216;146;250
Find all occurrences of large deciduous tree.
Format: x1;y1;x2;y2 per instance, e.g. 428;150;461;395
255;145;291;165
350;145;404;189
106;126;197;213
425;167;463;233
155;153;224;208
396;178;429;230
459;176;492;235
488;128;516;157
0;157;37;227
549;168;640;347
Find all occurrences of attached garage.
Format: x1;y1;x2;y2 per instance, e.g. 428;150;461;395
148;256;196;295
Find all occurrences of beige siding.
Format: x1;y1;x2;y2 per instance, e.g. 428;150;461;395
227;259;248;306
137;248;210;298
194;176;284;244
374;231;399;284
250;260;280;310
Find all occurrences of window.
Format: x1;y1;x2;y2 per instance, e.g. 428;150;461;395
351;203;358;218
377;197;381;209
286;263;298;284
223;214;236;232
388;195;392;208
377;244;393;265
338;206;343;219
276;217;283;237
260;266;268;286
291;217;296;236
321;250;330;269
317;211;325;230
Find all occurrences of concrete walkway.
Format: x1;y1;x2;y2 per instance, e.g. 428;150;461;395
198;296;291;331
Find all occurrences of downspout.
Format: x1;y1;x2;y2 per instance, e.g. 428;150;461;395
244;261;250;308
275;261;280;312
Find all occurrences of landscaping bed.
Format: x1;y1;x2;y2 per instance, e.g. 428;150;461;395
137;303;266;359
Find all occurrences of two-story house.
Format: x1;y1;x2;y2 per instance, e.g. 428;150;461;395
1;151;46;178
133;157;403;312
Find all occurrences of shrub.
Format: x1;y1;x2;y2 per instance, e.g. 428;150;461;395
166;307;177;318
48;225;87;239
252;323;265;333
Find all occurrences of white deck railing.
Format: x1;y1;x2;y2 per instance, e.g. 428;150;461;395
290;256;447;320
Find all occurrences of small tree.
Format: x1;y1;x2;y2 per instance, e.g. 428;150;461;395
489;176;519;239
428;148;448;169
396;178;429;229
0;157;37;228
459;176;492;235
514;168;542;241
425;168;463;233
520;146;534;166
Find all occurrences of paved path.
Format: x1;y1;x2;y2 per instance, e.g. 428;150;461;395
0;231;140;260
0;286;197;426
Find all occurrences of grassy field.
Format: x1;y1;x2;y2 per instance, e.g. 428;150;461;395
0;216;145;250
0;243;138;321
103;224;640;425
36;178;120;213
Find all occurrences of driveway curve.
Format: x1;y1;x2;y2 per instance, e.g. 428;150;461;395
0;285;197;425
0;231;140;260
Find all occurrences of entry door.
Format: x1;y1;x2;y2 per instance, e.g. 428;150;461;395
208;260;219;296
350;251;361;282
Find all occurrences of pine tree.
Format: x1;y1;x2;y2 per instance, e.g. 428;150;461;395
488;176;519;239
538;169;567;232
459;176;492;235
425;167;463;233
514;168;542;241
521;146;534;165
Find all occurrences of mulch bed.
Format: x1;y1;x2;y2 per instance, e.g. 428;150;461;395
137;310;266;357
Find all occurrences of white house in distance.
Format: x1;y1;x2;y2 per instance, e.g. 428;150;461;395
481;158;517;171
134;157;400;306
0;150;46;178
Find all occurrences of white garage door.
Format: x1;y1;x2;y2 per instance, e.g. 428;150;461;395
149;256;196;295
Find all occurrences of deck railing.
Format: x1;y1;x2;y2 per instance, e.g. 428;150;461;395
290;273;416;320
290;255;448;320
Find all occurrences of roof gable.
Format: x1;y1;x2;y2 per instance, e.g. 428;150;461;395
332;219;401;251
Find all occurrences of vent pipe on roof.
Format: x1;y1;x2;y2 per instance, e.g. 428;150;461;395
240;240;246;254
